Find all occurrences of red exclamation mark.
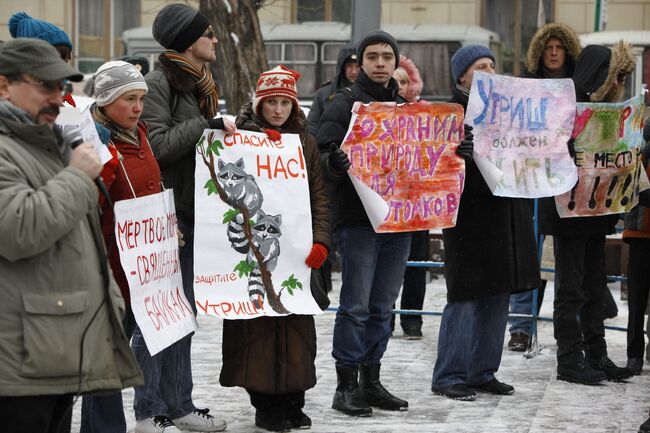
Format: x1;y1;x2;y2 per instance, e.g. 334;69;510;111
298;145;306;178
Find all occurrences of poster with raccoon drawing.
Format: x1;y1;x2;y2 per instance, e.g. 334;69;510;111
194;129;320;319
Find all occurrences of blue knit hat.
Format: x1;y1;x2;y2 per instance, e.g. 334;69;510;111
451;45;495;84
8;12;72;49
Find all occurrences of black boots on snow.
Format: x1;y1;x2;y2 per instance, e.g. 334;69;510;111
332;366;372;417
358;364;408;411
557;358;607;384
586;355;634;381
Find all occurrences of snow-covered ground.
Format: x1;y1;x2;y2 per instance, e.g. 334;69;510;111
71;274;650;433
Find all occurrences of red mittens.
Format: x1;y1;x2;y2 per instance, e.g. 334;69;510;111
264;128;282;141
305;243;328;269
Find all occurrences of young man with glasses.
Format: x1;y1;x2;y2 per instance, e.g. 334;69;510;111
138;3;233;433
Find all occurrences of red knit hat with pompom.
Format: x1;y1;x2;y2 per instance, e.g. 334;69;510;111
253;65;301;116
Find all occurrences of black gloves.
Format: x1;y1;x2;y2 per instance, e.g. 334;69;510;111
207;117;225;130
329;142;351;173
456;124;474;163
567;137;576;158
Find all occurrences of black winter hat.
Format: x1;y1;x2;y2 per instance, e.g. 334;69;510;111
152;3;210;53
572;45;611;99
357;30;400;68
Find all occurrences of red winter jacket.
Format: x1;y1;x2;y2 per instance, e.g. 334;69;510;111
100;122;162;303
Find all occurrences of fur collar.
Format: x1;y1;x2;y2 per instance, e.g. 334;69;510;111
590;40;635;102
526;23;581;76
158;54;195;94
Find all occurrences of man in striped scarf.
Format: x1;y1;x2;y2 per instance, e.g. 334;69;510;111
139;3;234;433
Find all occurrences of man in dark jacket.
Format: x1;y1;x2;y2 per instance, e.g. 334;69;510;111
307;41;358;137
139;3;232;432
541;43;635;385
508;22;583;353
316;30;411;418
431;45;541;402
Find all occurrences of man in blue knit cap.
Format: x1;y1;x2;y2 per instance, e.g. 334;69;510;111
430;45;541;401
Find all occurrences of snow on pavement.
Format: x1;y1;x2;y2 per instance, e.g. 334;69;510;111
71;274;650;433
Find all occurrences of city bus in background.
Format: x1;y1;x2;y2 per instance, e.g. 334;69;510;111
579;30;650;106
120;21;501;103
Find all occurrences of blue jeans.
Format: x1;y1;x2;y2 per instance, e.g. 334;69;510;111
332;226;411;368
80;296;136;433
132;215;196;420
508;290;533;336
432;293;510;388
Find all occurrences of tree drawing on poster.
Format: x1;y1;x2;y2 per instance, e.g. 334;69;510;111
195;129;317;318
342;101;465;232
555;94;649;217
466;71;578;198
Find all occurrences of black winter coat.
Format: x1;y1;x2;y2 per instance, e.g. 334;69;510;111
443;87;540;302
316;70;404;230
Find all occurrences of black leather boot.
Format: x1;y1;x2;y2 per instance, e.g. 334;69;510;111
557;358;607;384
332;366;372;417
587;355;634;381
359;364;408;411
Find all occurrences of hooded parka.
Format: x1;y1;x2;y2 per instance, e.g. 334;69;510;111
307;41;357;137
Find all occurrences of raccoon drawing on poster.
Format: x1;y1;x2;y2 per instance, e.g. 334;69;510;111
217;158;264;253
246;211;282;307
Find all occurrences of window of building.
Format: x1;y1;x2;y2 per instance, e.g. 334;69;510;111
295;0;351;23
77;0;141;73
266;42;318;96
401;42;460;100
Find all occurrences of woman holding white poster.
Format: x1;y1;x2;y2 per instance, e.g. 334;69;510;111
81;61;227;433
219;65;330;432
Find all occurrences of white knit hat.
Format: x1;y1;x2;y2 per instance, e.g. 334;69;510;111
83;60;148;106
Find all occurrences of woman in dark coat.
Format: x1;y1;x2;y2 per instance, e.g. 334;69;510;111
219;65;330;432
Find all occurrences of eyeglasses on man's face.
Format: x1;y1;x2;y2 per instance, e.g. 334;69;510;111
17;75;73;97
201;29;215;40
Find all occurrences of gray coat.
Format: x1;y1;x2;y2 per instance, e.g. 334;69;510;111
0;116;142;396
141;55;211;220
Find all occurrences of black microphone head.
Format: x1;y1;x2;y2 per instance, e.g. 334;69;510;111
61;125;85;149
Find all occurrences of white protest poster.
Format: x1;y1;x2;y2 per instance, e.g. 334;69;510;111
57;106;113;164
114;189;197;355
466;71;579;198
194;129;319;319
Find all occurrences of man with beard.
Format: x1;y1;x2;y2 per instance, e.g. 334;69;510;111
0;38;142;433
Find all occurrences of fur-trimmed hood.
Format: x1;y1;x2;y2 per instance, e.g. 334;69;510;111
157;53;196;94
590;41;635;102
398;55;423;102
526;22;581;76
236;101;308;145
